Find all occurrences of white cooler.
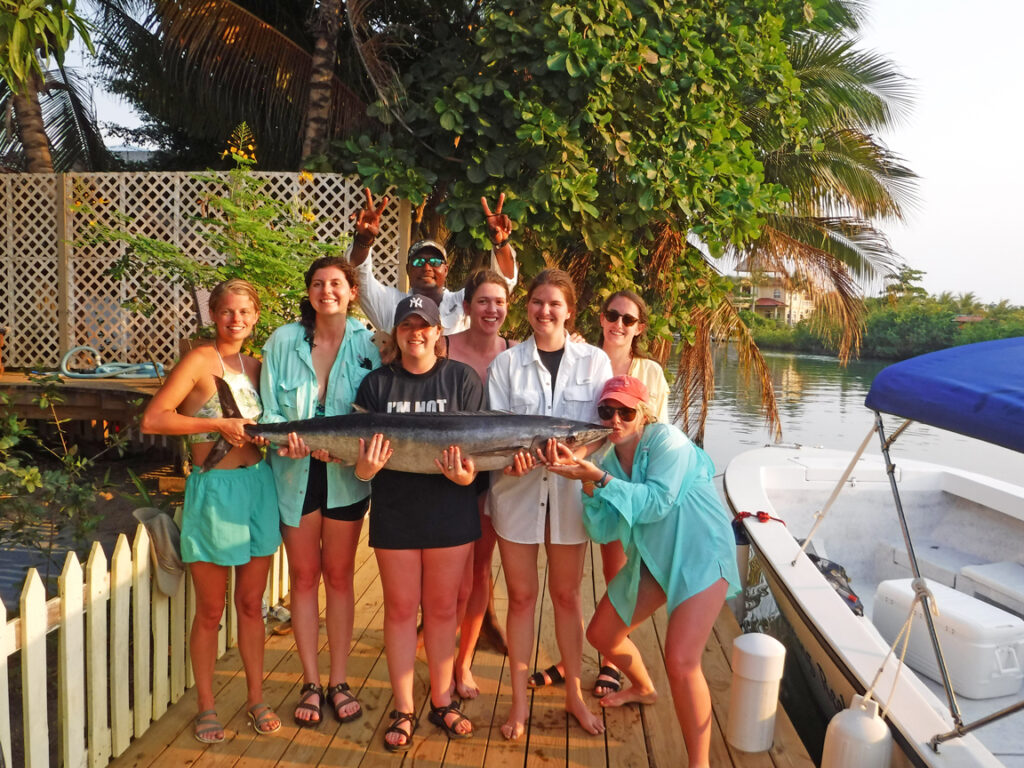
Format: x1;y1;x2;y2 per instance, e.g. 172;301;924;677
873;578;1024;699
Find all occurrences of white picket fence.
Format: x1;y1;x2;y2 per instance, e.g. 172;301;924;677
0;524;290;768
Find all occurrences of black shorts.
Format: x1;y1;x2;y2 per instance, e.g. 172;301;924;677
302;459;370;522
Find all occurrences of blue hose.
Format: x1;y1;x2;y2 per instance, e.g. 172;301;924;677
58;345;165;379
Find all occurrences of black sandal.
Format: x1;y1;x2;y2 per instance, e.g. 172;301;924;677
593;665;622;697
326;681;363;724
384;710;416;753
428;702;473;740
527;664;564;688
293;682;323;727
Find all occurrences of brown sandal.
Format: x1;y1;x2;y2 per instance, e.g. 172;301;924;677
384;710;416;753
293;682;323;727
326;681;362;723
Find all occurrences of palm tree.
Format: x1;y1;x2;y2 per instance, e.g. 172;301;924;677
0;0;95;172
676;7;918;440
91;0;376;168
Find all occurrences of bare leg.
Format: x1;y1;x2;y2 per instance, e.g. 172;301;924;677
375;548;423;749
282;512;325;722
321;515;364;719
423;544;474;735
495;536;540;740
190;561;229;740
455;499;498;699
593;540;628;696
586;568;668;708
665;579;729;768
235;555;280;730
545;540;604;735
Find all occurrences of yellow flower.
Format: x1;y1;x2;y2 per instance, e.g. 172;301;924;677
301;211;316;223
299;170;314;183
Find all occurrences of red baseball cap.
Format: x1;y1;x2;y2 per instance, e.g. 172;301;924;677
599;375;649;409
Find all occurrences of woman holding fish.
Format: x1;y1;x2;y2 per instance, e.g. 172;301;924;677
141;278;282;742
259;257;381;728
352;293;485;752
545;375;740;768
446;268;516;700
486;268;613;740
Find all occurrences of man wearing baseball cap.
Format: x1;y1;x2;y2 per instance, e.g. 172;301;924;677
346;188;518;334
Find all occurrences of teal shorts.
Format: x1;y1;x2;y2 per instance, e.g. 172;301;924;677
182;461;282;566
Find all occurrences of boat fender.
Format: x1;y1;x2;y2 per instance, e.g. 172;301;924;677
821;694;893;768
725;632;787;753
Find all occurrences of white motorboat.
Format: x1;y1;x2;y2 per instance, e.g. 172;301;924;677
724;338;1024;768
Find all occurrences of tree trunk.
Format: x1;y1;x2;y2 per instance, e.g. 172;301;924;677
12;72;54;173
301;0;341;163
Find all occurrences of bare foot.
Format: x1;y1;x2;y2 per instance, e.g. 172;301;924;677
567;695;605;735
456;667;480;700
600;686;658;708
500;702;528;740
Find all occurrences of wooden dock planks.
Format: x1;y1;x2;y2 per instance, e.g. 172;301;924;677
107;532;812;768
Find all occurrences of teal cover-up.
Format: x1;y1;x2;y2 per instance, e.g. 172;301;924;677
182;461;282;566
260;318;381;527
583;422;741;624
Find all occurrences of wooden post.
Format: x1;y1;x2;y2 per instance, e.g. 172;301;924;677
0;595;11;768
58;553;86;768
109;536;132;756
19;570;48;768
56;173;73;359
398;198;411;291
85;543;112;768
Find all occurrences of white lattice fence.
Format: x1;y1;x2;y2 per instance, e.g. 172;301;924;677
1;172;405;369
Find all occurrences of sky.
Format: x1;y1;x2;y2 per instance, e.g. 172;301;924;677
71;1;1024;305
861;0;1024;305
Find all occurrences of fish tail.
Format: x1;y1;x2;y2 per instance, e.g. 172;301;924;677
201;376;239;472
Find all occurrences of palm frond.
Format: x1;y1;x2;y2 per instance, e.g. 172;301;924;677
676;300;781;444
94;0;372;167
738;223;869;361
764;128;917;223
0;68;113;172
786;33;915;132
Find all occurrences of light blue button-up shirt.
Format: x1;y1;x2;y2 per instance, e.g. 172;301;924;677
260;318;381;527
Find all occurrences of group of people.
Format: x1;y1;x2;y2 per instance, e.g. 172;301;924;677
141;190;740;767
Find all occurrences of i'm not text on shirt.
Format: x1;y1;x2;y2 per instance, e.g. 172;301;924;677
386;399;449;413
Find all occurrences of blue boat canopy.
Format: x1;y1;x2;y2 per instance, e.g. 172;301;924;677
865;337;1024;453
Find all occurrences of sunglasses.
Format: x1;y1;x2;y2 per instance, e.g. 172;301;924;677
409;255;446;268
602;309;639;326
598;404;638;422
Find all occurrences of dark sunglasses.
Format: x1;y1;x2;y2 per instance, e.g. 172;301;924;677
409;255;446;268
602;309;639;326
598;404;638;422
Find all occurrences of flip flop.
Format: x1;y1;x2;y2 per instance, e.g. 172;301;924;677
593;665;622;697
247;702;282;734
326;681;363;723
194;709;224;744
384;710;416;753
293;682;323;727
527;664;564;688
428;702;473;740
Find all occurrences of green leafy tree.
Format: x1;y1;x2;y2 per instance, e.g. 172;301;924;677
0;0;96;171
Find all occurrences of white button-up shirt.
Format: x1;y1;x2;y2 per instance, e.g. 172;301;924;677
350;245;517;334
486;337;612;544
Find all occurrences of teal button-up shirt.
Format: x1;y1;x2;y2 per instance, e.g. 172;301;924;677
260;318;381;527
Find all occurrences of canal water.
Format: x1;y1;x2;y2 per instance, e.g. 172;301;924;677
699;346;1024;760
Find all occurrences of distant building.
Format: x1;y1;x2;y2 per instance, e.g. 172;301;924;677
107;145;155;165
729;263;816;325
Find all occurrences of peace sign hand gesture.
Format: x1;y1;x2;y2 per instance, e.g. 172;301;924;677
481;193;512;247
350;188;390;242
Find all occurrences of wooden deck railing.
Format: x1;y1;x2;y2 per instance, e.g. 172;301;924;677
0;524;290;768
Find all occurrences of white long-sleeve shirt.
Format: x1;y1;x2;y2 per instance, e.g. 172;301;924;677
486;337;612;544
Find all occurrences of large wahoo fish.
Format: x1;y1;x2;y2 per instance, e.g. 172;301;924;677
244;411;611;474
204;375;609;473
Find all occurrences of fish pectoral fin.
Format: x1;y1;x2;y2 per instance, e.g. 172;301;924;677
473;447;527;458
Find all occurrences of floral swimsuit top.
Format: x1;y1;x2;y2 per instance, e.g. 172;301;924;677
187;350;263;443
